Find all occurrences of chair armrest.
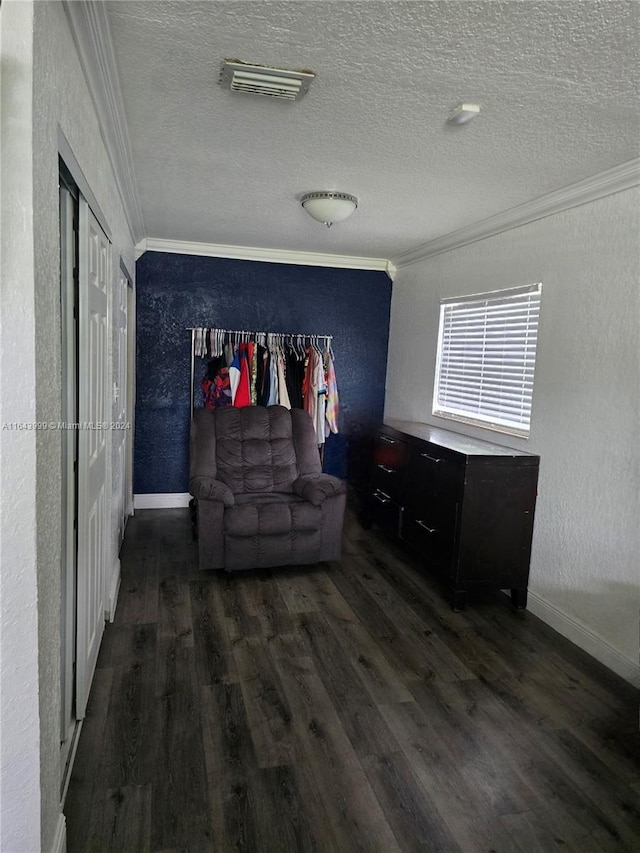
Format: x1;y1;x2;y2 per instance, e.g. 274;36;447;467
292;473;346;506
189;476;235;507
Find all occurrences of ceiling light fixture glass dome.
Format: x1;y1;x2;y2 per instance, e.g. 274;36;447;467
301;191;358;227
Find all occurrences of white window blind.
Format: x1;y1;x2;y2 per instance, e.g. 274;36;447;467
433;284;541;437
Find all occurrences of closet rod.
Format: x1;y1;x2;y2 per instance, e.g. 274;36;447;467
187;326;333;340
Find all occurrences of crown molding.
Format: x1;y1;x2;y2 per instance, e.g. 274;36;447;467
139;237;395;279
391;158;640;269
63;0;145;244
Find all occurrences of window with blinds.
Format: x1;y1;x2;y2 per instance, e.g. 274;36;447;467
433;284;542;437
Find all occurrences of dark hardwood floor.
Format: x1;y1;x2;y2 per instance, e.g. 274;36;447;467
64;506;640;852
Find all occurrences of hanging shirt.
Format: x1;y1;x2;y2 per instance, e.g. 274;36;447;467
315;351;327;446
285;350;305;409
303;348;319;442
229;348;241;404
250;342;258;406
234;343;252;407
267;348;279;406
259;348;271;406
324;354;339;436
276;349;291;409
201;356;232;409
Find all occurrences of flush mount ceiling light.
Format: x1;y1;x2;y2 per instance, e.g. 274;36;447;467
447;103;481;125
220;60;315;101
301;192;358;227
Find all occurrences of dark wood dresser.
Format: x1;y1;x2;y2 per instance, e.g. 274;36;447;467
369;419;539;610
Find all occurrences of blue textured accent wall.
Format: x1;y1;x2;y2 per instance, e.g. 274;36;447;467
134;252;392;494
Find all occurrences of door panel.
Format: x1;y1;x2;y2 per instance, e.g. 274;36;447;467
59;181;78;770
114;271;128;545
76;200;110;719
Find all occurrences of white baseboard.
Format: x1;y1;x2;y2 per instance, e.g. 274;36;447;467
134;492;191;509
528;590;640;687
106;557;121;623
51;812;66;853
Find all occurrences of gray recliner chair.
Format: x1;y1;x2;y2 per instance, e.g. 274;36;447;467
189;405;347;571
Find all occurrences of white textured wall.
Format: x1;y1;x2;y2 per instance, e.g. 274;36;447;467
1;1;135;849
0;4;42;852
386;189;640;681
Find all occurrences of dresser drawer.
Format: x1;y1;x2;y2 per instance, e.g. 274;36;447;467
369;488;403;537
409;446;463;501
373;432;409;471
401;496;457;570
371;462;405;502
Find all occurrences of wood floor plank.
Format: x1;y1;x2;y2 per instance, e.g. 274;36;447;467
500;809;577;853
255;764;332;853
116;551;159;625
200;680;262;852
99;623;158;788
64;667;114;853
570;719;640;785
260;627;312;662
335;554;476;683
232;635;296;768
360;750;462;852
240;569;294;630
533;726;640;848
84;784;152;853
274;566;325;613
322;610;415;705
377;696;536;851
295;611;403;759
274;565;415;706
189;578;238;686
218;573;264;639
273;652;403;852
350;529;475;630
440;676;638;850
157;575;194;645
150;646;213;852
156;575;196;700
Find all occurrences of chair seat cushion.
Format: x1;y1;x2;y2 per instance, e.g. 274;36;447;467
224;493;321;536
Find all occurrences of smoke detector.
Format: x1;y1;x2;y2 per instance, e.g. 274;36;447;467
220;60;315;101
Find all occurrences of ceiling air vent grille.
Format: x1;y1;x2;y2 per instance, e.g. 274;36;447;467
220;61;315;101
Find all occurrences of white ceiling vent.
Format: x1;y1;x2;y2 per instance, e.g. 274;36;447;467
220;60;315;101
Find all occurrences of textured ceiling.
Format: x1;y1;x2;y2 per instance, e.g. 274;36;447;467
106;0;639;259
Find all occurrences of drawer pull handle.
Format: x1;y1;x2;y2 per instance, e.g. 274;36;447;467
420;453;443;464
416;520;438;534
377;464;396;474
379;435;397;445
373;490;391;504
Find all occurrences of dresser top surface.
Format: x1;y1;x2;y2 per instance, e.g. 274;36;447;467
383;419;539;460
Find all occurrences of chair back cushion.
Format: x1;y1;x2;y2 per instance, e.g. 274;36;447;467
214;406;299;494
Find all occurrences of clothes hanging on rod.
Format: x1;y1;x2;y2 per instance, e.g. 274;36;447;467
188;327;339;445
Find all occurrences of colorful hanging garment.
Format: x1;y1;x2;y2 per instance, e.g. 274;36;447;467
201;356;233;409
315;351;327;446
229;348;241;404
277;348;291;409
234;343;252;407
267;349;278;406
324;354;339;435
303;347;319;441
